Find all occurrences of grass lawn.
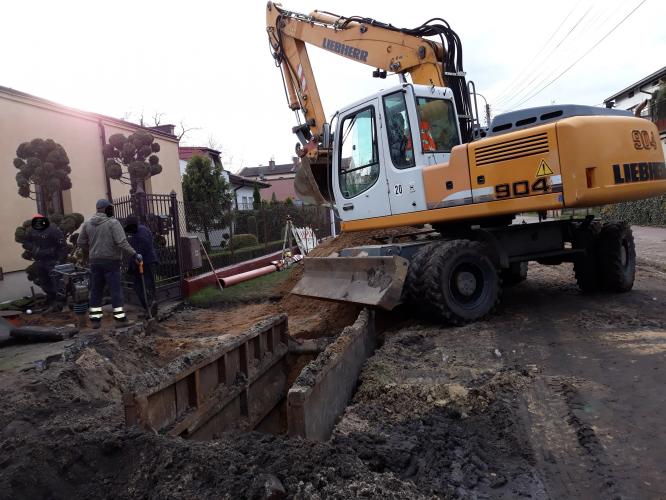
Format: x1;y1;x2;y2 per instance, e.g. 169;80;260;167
189;266;296;307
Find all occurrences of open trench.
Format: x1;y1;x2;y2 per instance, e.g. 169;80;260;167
122;309;376;442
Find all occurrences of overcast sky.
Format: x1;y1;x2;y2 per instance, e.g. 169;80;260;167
2;0;664;172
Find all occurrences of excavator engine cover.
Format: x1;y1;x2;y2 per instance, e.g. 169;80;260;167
291;255;409;310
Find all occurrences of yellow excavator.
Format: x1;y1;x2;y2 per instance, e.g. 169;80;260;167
266;2;666;323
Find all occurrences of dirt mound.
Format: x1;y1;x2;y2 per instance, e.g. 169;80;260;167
270;227;416;338
0;315;538;500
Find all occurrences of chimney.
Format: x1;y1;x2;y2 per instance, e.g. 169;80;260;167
149;124;176;136
269;159;276;170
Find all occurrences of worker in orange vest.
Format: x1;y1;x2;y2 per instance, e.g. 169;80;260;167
420;120;437;152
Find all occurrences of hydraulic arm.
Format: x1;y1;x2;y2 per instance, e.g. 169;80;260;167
266;1;474;154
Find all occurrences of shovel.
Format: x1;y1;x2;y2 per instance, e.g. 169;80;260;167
138;261;153;320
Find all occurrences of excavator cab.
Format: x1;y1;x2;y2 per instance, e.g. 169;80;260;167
297;83;461;222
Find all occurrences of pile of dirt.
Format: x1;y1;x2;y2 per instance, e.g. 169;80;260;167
0;310;540;499
332;323;541;498
271;226;417;338
277;225;418;295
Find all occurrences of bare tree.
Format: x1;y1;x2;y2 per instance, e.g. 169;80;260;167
177;120;200;142
207;134;222;151
152;111;165;126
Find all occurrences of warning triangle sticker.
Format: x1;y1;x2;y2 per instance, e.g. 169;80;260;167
536;159;554;177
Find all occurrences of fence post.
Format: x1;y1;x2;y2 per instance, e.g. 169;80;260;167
170;191;184;290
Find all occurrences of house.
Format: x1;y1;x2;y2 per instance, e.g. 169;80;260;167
178;146;270;211
604;66;666;148
0;85;183;302
238;158;301;203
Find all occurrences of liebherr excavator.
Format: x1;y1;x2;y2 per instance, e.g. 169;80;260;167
266;2;666;324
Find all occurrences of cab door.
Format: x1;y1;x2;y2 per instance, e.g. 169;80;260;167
379;86;426;213
333;99;392;222
379;85;463;215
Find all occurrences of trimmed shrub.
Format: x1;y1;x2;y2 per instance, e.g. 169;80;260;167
229;233;259;250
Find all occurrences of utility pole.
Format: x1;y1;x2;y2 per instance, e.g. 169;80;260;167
485;103;491;127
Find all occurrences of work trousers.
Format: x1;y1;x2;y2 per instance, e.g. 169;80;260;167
132;262;156;310
89;259;126;322
36;259;58;303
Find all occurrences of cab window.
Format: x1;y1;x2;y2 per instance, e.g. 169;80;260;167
338;107;380;199
415;97;460;153
383;92;415;169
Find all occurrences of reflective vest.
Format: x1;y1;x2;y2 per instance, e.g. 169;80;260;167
420;120;436;152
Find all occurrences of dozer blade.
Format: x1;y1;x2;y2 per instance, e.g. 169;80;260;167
291;256;409;310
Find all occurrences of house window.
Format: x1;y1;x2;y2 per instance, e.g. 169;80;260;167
35;184;64;215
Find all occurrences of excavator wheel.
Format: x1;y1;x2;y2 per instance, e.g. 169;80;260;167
403;243;438;314
420;240;500;325
501;262;528;286
597;222;635;292
573;221;602;292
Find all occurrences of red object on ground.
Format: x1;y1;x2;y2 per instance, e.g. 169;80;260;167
182;248;298;297
0;311;23;327
221;265;278;288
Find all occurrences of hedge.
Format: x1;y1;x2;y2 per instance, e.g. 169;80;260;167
229;233;259;250
208;240;285;269
600;195;666;226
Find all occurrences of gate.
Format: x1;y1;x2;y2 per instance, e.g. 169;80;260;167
112;191;183;303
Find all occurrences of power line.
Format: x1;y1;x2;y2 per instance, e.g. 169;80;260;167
494;3;595;107
506;0;648;111
491;2;580;104
496;1;620;111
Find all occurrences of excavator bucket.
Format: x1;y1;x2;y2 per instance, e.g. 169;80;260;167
291;256;410;310
294;155;331;206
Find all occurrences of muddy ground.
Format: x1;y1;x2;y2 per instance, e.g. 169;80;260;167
1;232;666;498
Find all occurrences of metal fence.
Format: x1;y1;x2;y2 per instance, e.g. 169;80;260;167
113;192;334;302
113;191;183;303
176;200;333;272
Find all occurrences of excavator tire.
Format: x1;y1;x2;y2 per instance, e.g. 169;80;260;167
501;262;528;286
573;221;602;292
420;240;500;325
597;221;635;292
403;243;438;314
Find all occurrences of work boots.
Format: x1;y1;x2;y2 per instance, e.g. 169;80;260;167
89;306;103;330
113;306;128;327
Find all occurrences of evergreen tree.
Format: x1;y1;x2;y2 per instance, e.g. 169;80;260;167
182;155;233;243
252;183;261;209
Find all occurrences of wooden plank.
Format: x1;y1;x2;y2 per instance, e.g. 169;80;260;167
147;386;177;430
199;362;219;402
125;315;290;434
226;349;240;384
175;377;191;414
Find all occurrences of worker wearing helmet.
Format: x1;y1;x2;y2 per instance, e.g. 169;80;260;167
23;214;67;311
77;199;141;328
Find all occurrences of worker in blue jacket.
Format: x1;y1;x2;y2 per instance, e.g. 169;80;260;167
124;215;158;314
23;214;67;310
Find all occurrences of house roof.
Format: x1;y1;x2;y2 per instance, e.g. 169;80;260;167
228;173;270;189
238;160;299;177
178;146;222;161
0;84;179;141
604;66;666;104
